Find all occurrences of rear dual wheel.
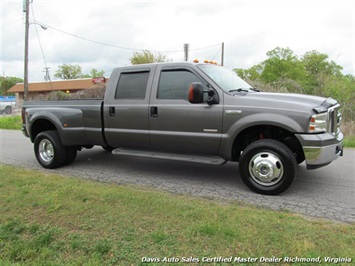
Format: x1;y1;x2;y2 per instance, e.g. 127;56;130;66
239;139;296;195
34;130;77;169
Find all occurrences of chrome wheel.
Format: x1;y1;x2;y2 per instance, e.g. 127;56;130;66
248;152;284;186
34;131;67;169
38;139;54;163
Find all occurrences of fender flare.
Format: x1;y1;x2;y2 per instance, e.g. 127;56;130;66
220;113;305;159
28;108;84;144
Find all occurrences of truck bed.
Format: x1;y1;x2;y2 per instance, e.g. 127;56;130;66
23;99;105;146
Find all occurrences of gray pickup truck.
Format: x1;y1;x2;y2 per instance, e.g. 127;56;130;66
22;62;344;195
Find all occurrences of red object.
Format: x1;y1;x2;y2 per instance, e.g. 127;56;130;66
92;77;106;84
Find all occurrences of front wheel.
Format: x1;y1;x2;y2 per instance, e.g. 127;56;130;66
239;139;297;195
5;106;12;114
34;130;67;169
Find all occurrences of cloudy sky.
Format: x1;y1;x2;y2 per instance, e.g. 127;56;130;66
1;0;354;82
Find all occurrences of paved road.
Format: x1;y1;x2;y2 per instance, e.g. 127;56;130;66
1;129;354;223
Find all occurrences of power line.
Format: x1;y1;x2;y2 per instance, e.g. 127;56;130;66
31;7;53;90
33;20;220;54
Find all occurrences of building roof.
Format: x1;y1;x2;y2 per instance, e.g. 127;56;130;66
8;78;107;93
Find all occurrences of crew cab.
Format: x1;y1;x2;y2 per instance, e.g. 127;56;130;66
22;62;344;195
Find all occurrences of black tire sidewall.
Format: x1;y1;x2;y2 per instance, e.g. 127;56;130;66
65;147;77;165
34;130;67;169
239;139;297;195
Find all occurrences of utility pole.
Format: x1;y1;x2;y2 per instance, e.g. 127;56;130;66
184;43;189;61
221;42;224;66
43;67;51;81
23;0;30;101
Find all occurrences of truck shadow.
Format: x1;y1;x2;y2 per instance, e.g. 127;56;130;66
68;147;247;191
66;147;314;196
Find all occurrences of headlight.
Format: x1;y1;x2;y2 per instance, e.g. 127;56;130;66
309;112;328;133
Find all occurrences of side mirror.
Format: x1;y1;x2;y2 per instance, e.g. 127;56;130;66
188;82;204;104
188;82;219;105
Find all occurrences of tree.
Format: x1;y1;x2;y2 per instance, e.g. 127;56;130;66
234;64;262;81
233;47;354;123
260;47;307;85
0;76;23;96
54;64;83;79
301;50;343;94
82;69;105;78
302;50;342;76
130;50;167;65
322;74;355;121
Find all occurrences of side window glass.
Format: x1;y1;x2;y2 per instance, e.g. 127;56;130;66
157;70;206;100
115;71;149;99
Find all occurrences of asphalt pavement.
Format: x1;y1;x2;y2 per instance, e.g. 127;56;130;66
1;129;354;223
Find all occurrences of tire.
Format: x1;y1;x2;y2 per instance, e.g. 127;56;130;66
239;139;296;195
5;106;12;114
34;130;67;169
65;146;77;165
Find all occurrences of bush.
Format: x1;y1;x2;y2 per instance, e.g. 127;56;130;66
34;84;106;101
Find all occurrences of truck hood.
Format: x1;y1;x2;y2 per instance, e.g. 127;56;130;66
238;92;337;113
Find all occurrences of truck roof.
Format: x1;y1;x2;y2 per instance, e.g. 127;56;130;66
113;61;210;71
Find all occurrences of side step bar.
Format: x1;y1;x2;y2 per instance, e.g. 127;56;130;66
112;148;227;165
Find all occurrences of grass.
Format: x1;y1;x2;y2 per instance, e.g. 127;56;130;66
0;164;354;265
0;116;22;130
343;135;355;148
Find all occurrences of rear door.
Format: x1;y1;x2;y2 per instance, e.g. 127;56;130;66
104;65;156;149
149;65;223;155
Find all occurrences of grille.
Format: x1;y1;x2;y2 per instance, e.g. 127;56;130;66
328;104;341;136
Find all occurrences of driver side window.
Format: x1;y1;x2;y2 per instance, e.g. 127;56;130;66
157;70;207;101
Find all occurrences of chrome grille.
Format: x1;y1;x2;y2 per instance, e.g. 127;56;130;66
328;104;341;136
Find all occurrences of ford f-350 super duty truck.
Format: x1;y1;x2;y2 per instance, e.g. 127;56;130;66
22;62;344;195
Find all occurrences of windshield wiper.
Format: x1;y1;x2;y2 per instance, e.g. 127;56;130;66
229;88;250;93
229;87;261;93
250;87;262;92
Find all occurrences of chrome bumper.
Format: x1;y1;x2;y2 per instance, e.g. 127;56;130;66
295;132;344;169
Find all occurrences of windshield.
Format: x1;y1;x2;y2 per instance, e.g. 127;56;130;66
197;64;254;93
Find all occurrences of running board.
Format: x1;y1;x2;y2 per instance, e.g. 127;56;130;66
112;148;227;165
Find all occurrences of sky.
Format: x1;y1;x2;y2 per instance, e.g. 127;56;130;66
1;0;354;82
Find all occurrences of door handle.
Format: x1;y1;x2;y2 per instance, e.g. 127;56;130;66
150;106;158;118
109;107;115;117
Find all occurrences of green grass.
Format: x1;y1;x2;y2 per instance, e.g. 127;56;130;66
0;116;22;130
344;135;355;148
0;164;354;265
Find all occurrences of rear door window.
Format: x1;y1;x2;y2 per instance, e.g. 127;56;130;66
115;71;150;99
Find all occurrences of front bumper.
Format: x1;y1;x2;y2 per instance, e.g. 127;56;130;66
295;132;344;169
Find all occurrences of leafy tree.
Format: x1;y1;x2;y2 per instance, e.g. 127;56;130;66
54;64;83;79
301;50;343;94
260;47;307;89
130;50;167;65
302;50;330;76
234;64;262;81
82;69;105;78
234;46;354;122
0;76;23;96
302;50;342;76
322;74;355;121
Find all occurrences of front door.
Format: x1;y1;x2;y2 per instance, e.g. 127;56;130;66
149;66;223;155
